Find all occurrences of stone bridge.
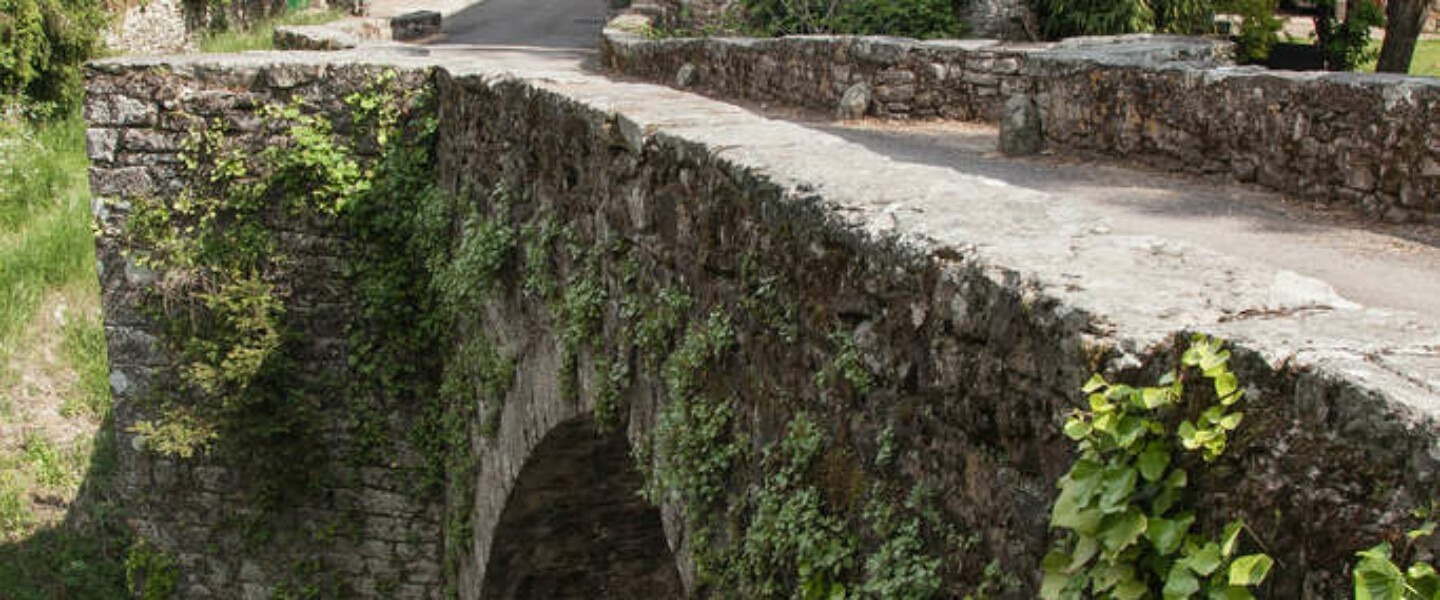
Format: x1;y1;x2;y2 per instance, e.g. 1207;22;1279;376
85;39;1440;600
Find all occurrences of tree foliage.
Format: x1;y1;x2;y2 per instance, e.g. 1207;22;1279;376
739;0;965;39
1028;0;1214;38
1314;0;1384;70
0;0;108;116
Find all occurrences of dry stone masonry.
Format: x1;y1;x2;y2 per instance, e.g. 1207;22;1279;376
601;27;1440;222
87;51;1440;598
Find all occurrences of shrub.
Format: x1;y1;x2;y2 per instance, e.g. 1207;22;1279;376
1029;0;1214;38
0;0;108;117
739;0;965;39
1218;0;1282;63
1314;0;1384;70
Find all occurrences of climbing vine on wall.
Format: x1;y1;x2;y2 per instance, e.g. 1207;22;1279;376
121;70;436;502
1042;334;1273;599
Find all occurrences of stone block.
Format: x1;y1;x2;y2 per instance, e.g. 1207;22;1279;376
836;83;871;119
273;25;359;51
87;128;119;163
391;11;441;41
999;94;1042;156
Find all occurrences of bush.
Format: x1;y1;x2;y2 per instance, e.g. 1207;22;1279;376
1314;0;1383;70
1218;0;1282;63
0;0;109;117
1029;0;1214;38
739;0;965;39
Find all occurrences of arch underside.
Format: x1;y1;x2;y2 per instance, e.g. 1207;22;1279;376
479;415;682;599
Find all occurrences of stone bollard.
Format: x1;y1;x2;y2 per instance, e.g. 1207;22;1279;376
836;83;871;120
999;94;1042;156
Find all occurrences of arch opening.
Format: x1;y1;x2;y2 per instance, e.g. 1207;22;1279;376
479;415;682;599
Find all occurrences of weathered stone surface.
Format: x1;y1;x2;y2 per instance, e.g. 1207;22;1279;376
391;10;441;41
85;60;443;600
273;25;360;51
87;52;1440;599
674;62;698;87
836;82;870;119
998;93;1041;155
600;29;1440;220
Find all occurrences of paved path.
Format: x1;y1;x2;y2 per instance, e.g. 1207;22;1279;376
402;0;1440;324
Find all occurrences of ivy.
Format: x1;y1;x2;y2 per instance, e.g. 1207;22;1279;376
815;330;875;399
1042;334;1273;600
731;413;858;599
1353;508;1440;600
124;540;177;600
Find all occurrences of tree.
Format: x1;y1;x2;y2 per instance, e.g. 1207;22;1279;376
1375;0;1432;73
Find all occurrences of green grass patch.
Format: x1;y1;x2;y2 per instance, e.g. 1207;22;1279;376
1361;38;1440;76
199;8;347;53
0;109;129;597
1409;39;1440;76
60;312;113;419
0;115;94;353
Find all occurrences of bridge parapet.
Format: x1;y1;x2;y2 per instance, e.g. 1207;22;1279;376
602;27;1440;222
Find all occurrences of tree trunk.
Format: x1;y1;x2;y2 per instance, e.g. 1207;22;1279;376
1376;0;1429;72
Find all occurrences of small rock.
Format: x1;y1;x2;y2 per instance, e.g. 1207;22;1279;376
675;63;698;88
836;83;871;120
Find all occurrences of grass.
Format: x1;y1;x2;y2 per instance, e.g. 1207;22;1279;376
1407;38;1440;76
0;112;130;597
1360;38;1440;76
198;8;348;53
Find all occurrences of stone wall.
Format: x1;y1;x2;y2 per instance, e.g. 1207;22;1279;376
88;52;1440;598
600;28;1440;221
104;0;195;55
87;57;443;599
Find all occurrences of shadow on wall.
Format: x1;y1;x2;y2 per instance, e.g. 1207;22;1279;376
480;414;681;599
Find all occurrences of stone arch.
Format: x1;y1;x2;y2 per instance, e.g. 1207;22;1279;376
477;413;682;599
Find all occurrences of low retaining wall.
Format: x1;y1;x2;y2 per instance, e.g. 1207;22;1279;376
601;28;1440;221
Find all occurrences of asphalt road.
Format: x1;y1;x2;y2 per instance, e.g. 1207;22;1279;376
439;0;609;48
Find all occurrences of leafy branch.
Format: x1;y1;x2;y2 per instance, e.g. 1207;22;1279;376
1043;334;1273;600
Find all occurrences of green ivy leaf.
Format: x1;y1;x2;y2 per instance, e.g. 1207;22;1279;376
1406;562;1439;599
1098;467;1138;514
1092;561;1135;592
1099;509;1148;554
1220;521;1244;558
1146;514;1193;557
1114;416;1148;450
1354;543;1406;600
1163;563;1201;599
1214;371;1238;400
1178;420;1200;450
1069;535;1101;572
1142;386;1174;409
1113;579;1149;600
1185;542;1224;576
1052;486;1101;535
1040;551;1073;600
1064;417;1093;441
1218;412;1243;432
1227;554;1273;586
1083;373;1108;393
1138;442;1171;482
